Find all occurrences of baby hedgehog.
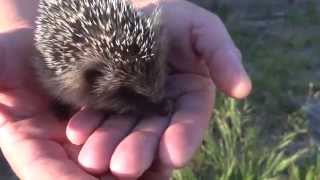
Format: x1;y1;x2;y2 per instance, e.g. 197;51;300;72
33;0;170;115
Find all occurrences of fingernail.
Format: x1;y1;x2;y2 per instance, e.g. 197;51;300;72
226;48;252;99
231;76;252;99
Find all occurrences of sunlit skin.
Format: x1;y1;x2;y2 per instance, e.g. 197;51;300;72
0;0;251;179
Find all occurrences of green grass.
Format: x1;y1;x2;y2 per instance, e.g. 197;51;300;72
173;1;320;179
172;98;316;180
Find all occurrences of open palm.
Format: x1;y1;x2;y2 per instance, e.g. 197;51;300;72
0;1;251;180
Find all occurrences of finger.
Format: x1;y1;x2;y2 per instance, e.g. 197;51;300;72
78;115;136;175
110;116;170;179
66;108;104;145
64;144;118;180
191;5;252;99
159;75;215;168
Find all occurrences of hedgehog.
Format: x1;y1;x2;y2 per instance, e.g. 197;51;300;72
32;0;171;116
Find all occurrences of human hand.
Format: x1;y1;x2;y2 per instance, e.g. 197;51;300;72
0;0;252;180
68;0;252;179
0;29;211;180
0;28;122;180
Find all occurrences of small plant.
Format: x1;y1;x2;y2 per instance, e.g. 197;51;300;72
172;98;312;180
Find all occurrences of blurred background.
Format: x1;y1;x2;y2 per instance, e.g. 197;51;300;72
1;0;320;179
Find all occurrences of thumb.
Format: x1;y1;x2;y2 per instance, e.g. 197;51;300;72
190;7;252;99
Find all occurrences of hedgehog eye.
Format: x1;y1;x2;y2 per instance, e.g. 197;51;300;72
84;68;103;85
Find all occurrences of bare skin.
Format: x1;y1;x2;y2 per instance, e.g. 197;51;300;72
0;0;251;179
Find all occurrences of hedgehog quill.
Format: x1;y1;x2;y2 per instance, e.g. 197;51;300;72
33;0;171;116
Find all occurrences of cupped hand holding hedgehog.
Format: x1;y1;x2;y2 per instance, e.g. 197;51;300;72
0;0;252;179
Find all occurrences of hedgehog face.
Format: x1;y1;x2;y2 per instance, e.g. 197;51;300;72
81;57;167;115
